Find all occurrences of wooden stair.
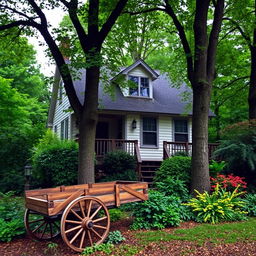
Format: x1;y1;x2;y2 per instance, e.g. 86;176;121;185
140;160;161;185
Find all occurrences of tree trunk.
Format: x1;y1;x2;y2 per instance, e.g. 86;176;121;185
248;44;256;120
191;84;211;193
78;65;100;184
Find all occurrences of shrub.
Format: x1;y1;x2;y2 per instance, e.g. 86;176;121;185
102;151;136;175
130;191;181;230
154;156;191;185
243;193;256;217
209;160;226;178
32;131;78;187
108;208;127;222
214;122;256;190
0;191;25;242
100;170;137;182
210;174;247;192
186;184;247;224
105;231;125;244
155;176;190;201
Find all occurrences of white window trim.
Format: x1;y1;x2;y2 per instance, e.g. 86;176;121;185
60;117;69;140
140;116;159;148
173;119;189;142
128;75;152;98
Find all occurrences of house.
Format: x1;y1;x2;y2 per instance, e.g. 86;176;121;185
47;59;216;182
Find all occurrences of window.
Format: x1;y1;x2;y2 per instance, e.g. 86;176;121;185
129;76;149;97
58;80;63;104
174;120;188;142
61;117;69;139
142;117;157;147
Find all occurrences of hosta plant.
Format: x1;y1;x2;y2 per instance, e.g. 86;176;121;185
186;184;247;224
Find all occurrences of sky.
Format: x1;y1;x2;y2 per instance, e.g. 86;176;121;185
28;8;65;76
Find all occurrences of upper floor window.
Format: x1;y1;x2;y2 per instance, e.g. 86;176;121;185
58;80;63;104
174;120;188;142
129;76;149;97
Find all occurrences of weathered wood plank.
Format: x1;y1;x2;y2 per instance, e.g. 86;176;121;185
121;185;148;201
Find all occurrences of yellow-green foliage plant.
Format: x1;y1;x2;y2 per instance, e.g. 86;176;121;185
185;184;247;224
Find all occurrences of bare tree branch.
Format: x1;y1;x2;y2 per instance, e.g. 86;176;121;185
98;0;129;45
207;0;225;81
164;0;194;82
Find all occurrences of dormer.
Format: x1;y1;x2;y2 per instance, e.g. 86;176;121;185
111;59;159;99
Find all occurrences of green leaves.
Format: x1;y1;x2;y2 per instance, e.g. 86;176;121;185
186;184;247;224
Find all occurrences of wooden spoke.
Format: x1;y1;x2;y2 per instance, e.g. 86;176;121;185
86;200;92;218
65;225;82;234
91;228;102;239
28;218;44;224
50;223;53;238
70;209;83;221
79;201;85;218
40;223;48;239
79;231;86;249
70;228;83;244
93;224;108;230
61;197;110;253
90;205;102;220
93;216;108;223
65;220;82;225
32;221;46;233
87;230;93;247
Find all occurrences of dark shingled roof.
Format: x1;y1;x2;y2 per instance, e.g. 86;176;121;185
73;69;196;116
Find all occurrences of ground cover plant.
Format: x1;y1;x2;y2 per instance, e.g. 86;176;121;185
135;218;256;246
0;191;25;242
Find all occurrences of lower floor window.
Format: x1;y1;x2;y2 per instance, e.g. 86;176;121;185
174;119;188;142
61;117;69;139
142;117;157;147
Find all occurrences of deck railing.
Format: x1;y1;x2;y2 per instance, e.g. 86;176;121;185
163;141;219;160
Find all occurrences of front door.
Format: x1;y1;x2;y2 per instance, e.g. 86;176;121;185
96;122;109;139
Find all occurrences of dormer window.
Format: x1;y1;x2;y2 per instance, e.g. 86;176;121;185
129;76;149;97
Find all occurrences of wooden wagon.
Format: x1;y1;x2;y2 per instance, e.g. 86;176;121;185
24;181;148;252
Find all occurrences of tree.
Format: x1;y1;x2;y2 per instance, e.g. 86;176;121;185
0;0;129;184
223;0;256;120
129;0;225;192
210;33;250;140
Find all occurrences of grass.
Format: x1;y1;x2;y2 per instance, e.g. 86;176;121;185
135;218;256;246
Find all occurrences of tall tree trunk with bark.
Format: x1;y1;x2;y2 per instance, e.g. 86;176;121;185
78;66;100;183
249;33;256;120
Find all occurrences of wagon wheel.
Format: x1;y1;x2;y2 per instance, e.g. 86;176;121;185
24;209;60;241
61;196;110;252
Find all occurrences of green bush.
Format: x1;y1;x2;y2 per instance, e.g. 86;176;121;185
130;191;181;230
0;191;25;242
209;160;226;178
32;130;78;187
186;184;247;224
214;122;256;190
106;230;125;244
100;170;138;182
108;208;127;222
243;193;256;217
154;156;192;185
100;151;137;181
155;176;190;201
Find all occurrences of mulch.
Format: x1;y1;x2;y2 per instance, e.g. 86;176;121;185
1;218;256;256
